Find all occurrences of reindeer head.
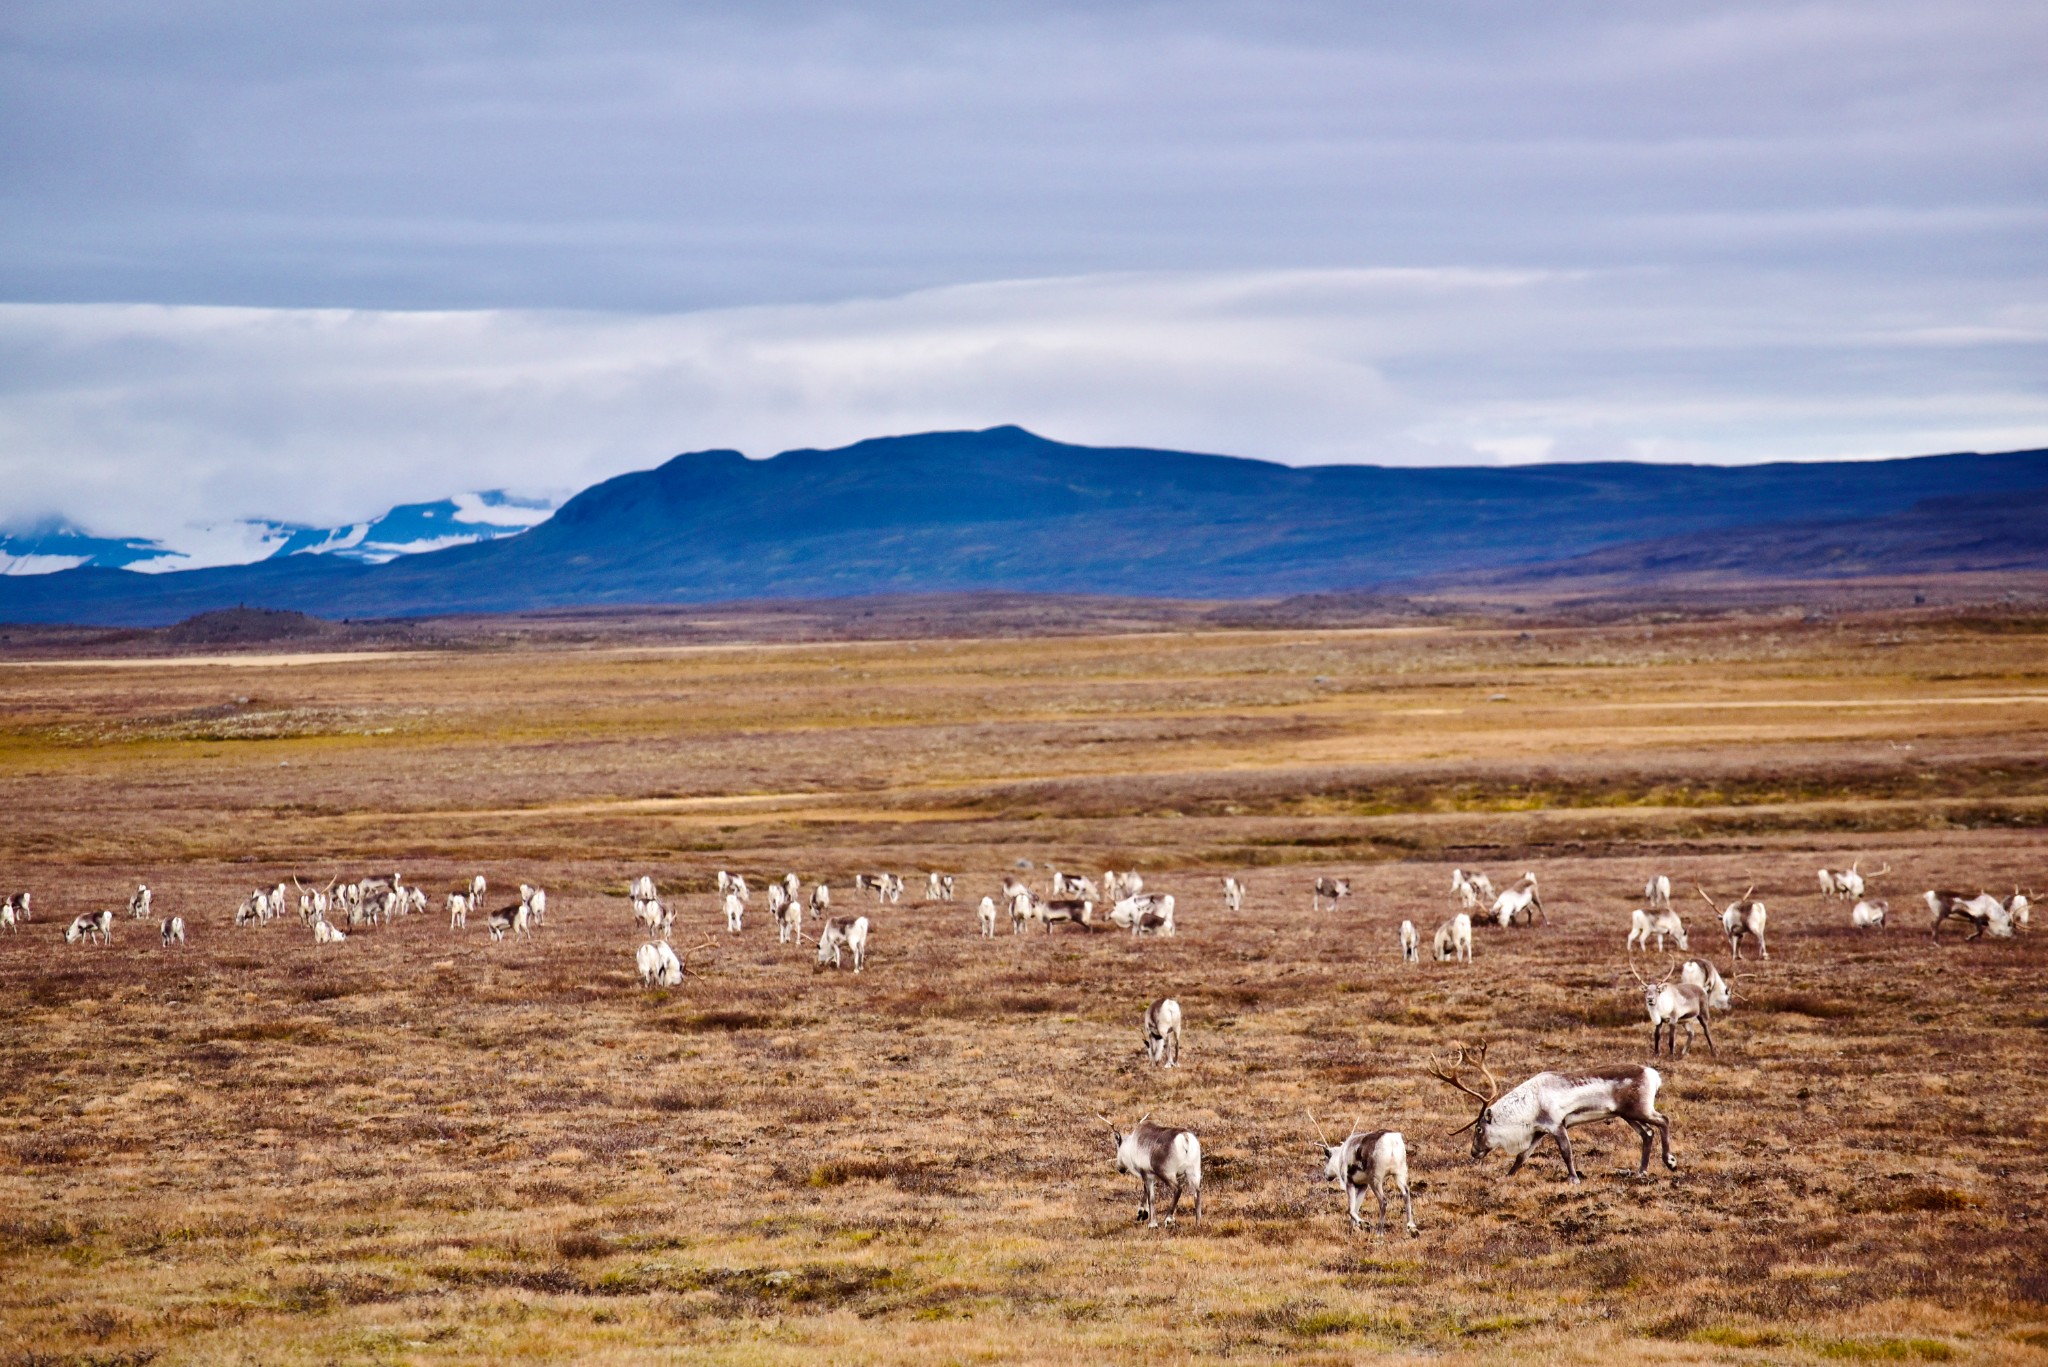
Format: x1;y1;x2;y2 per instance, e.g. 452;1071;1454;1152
1307;1109;1363;1185
1425;1044;1502;1161
1103;1112;1150;1175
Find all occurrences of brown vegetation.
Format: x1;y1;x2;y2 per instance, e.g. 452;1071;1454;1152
1;603;2045;1363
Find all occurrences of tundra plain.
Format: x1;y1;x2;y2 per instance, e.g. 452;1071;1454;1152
2;605;2047;1365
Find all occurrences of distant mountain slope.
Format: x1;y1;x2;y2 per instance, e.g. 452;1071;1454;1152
0;427;2042;625
0;520;168;575
265;490;554;564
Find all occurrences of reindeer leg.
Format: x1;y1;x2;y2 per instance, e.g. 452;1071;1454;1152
1347;1183;1363;1231
1677;1022;1693;1059
1163;1176;1184;1226
1552;1125;1581;1182
1624;1118;1653;1176
1697;1013;1717;1056
1401;1179;1417;1236
1648;1110;1676;1170
1374;1185;1389;1238
1140;1173;1156;1226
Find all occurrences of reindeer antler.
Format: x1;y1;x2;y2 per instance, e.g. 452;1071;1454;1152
1425;1044;1500;1106
1306;1108;1331;1148
1695;884;1720;912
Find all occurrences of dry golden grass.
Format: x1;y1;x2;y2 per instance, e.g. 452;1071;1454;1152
2;606;2047;1364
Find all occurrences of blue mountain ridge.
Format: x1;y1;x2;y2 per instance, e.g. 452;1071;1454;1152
0;426;2042;625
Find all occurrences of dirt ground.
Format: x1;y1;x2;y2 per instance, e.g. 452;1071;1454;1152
2;604;2046;1364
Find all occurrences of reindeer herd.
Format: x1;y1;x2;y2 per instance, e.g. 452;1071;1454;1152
2;851;2033;1239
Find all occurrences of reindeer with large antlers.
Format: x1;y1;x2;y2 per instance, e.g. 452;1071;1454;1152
1700;885;1767;960
1308;1110;1417;1237
1425;1044;1675;1182
1629;949;1717;1058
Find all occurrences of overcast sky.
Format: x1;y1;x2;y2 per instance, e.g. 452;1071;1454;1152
2;1;2044;545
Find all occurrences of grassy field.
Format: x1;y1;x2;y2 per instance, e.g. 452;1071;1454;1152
2;605;2046;1364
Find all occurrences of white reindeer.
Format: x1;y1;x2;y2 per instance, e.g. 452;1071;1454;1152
816;914;869;971
632;874;658;903
1451;869;1482;910
2008;891;2031;928
160;915;186;946
1679;958;1733;1012
1627;907;1688;953
313;917;347;945
1927;889;2014;942
723;891;746;934
1399;919;1419;963
485;904;530;941
1010;890;1039;935
925;871;946;901
1309;1112;1416;1237
1818;867;1840;899
0;902;15;933
66;910;114;945
1850;897;1888;929
469;873;487;907
4;891;31;923
809;882;831;920
1222;877;1246;913
446;892;470;929
1134;895;1176;937
774;894;803;944
1632;953;1717;1058
1144;997;1182;1067
636;940;684;987
129;884;153;920
1426;1044;1675;1182
1699;885;1767;959
1643;874;1672;910
1312;877;1351;913
1432;913;1473;963
1490;873;1543;927
519;884;547;924
977;896;998;938
1103;1113;1202;1229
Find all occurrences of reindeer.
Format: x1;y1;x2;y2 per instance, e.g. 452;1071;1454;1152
723;891;746;934
519;884;547;924
1432;913;1473;963
1700;885;1767;960
1851;898;1888;929
1144;997;1182;1067
128;884;153;920
1312;877;1351;913
977;896;998;938
1818;867;1840;899
446;892;470;929
1451;869;1482;910
633;897;672;939
816;915;869;971
312;917;347;944
1836;861;1886;901
1010;890;1039;935
1426;1044;1675;1182
637;940;684;988
809;882;831;919
1490;873;1543;927
4;891;31;923
1627;907;1688;953
767;880;792;923
1040;897;1095;932
1927;890;2014;942
160;915;186;946
1222;877;1246;913
2008;891;2032;928
1631;951;1716;1058
783;872;802;905
1399;920;1420;963
469;873;487;907
1642;875;1672;910
1308;1111;1417;1237
1679;958;1733;1012
0;901;15;933
1102;1113;1202;1229
1134;896;1176;938
774;893;803;944
485;904;530;942
925;872;946;901
65;910;114;945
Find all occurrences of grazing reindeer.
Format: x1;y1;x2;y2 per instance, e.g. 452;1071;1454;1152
783;872;802;903
636;940;684;987
1399;919;1419;963
1926;889;2014;942
446;892;470;929
129;884;153;920
485;904;530;942
1312;877;1351;913
767;880;792;922
1134;895;1176;938
631;874;659;903
469;873;487;907
816;915;869;971
633;898;673;940
1490;873;1543;927
312;917;347;944
714;871;731;898
1451;869;1483;911
0;901;15;933
1309;1111;1417;1237
1631;952;1716;1058
1838;861;1886;901
1102;1113;1202;1229
1818;867;1839;899
1222;877;1246;913
5;891;31;923
1432;913;1473;963
160;915;186;946
1144;997;1182;1067
1628;907;1688;953
66;910;114;945
1426;1043;1675;1182
723;891;746;934
1700;885;1767;960
2008;891;2031;928
809;882;831;920
925;872;946;901
1642;875;1672;910
1679;958;1733;1012
1850;897;1888;929
1010;890;1039;935
1041;897;1095;932
977;895;998;938
519;884;547;924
